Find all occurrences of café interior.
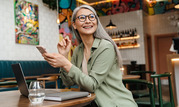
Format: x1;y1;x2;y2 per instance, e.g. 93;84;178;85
0;0;179;107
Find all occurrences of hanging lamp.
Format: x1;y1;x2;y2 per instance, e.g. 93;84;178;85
106;19;117;29
106;2;116;30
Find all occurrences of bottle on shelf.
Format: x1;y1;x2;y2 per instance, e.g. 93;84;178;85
135;39;137;44
112;32;115;39
129;29;132;36
120;30;124;38
109;28;138;39
116;42;120;47
134;28;137;36
125;30;127;37
132;29;135;36
117;31;120;38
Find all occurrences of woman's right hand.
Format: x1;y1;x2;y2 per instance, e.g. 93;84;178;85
57;37;71;58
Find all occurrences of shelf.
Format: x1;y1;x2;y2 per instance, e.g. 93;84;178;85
112;35;140;42
118;44;140;49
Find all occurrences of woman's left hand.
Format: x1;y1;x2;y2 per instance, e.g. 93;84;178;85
57;38;71;58
42;53;72;72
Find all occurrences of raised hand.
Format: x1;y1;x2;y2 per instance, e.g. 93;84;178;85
43;53;72;72
57;37;71;58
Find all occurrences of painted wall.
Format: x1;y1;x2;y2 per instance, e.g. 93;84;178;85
0;0;59;60
100;10;145;65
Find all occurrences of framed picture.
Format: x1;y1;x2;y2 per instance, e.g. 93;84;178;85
14;0;39;45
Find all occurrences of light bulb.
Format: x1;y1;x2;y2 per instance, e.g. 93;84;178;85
175;4;179;9
56;18;60;24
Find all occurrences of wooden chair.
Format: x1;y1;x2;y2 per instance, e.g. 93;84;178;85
130;71;156;79
149;72;174;107
130;70;156;98
0;81;17;88
0;80;32;92
37;75;59;89
124;72;175;107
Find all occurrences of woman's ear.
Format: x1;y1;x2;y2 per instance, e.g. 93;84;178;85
72;22;76;29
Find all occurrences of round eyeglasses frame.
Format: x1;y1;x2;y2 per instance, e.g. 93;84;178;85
75;14;96;22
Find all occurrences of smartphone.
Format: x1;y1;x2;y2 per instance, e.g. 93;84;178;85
36;45;47;54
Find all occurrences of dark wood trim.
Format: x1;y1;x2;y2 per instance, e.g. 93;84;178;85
146;34;153;71
145;34;154;81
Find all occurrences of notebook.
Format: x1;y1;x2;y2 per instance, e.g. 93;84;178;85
11;63;89;101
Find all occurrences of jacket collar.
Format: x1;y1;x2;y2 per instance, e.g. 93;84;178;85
79;38;101;50
77;38;101;68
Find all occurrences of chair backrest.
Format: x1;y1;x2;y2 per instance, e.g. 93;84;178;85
130;71;156;75
151;72;175;107
130;70;156;90
122;79;155;107
130;70;156;80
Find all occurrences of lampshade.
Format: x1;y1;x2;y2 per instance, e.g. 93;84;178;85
106;19;117;29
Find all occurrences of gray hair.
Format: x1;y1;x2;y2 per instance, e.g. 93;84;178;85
71;5;123;68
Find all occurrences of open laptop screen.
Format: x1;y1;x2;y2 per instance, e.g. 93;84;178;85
11;63;29;97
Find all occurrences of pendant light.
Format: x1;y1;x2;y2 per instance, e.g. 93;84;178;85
175;4;179;9
106;2;116;30
106;19;117;29
56;0;60;24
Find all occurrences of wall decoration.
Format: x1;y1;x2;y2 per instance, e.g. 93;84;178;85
112;0;142;14
143;0;179;15
58;9;73;28
14;0;39;45
59;22;78;61
93;0;178;16
93;0;142;16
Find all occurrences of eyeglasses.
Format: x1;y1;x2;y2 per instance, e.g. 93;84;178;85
76;14;96;22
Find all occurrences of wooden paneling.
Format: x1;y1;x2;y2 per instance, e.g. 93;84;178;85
155;33;178;74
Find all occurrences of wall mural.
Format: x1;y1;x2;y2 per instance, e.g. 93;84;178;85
59;22;78;61
143;0;178;15
93;0;142;16
58;0;76;61
92;0;178;16
14;0;39;45
42;0;76;60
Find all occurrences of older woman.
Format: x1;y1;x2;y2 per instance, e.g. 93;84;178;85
43;5;137;107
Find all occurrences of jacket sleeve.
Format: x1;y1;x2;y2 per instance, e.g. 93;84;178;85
60;48;78;87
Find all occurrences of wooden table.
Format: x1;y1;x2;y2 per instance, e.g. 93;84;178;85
122;75;140;79
0;89;95;107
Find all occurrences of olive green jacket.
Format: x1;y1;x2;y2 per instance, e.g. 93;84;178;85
60;38;137;107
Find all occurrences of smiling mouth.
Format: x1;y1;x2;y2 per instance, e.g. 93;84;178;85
83;26;93;29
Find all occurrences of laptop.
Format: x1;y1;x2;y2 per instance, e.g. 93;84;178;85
11;63;89;101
